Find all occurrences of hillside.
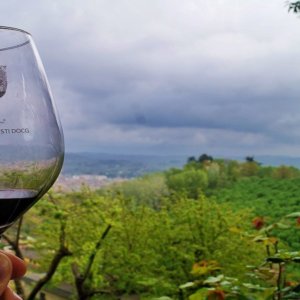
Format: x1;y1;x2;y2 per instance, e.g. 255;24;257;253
61;152;186;177
61;152;300;177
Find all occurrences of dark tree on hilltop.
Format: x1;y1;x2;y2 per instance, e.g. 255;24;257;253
245;156;255;163
245;156;262;166
198;154;213;163
187;156;196;163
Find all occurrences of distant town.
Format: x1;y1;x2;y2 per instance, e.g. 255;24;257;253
54;174;126;191
56;152;300;191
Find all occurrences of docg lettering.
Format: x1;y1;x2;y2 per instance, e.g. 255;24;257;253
0;128;30;134
11;128;30;134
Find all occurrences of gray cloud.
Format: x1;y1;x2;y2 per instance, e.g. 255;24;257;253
0;0;300;156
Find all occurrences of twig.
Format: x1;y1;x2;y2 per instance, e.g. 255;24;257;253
83;224;112;280
276;263;284;300
72;224;112;300
27;221;72;300
1;233;24;260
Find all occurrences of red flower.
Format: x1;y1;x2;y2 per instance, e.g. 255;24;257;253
296;217;300;227
252;217;264;230
285;281;297;287
207;290;225;300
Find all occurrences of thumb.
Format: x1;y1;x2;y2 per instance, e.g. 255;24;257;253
0;253;12;296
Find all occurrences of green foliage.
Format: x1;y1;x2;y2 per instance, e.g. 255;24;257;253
23;189;117;293
240;161;260;177
8;156;300;299
179;212;300;300
212;176;300;249
271;165;299;179
107;173;168;208
165;168;208;198
15;182;263;299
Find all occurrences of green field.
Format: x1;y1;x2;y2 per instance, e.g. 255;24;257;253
5;156;300;299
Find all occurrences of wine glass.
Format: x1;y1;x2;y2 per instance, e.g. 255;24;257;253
0;26;64;235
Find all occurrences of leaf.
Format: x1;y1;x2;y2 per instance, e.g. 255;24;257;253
253;236;278;246
282;292;300;299
285;212;300;218
256;267;277;279
220;280;232;287
291;257;300;263
191;260;221;276
253;235;267;242
229;226;242;233
261;287;276;300
189;289;209;300
263;237;278;246
243;283;266;291
180;282;195;289
203;275;224;284
275;222;290;229
225;295;252;300
260;224;274;233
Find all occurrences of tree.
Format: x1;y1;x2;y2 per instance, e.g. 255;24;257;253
3;206;72;300
288;1;300;13
165;168;208;198
4;189;114;300
3;179;267;299
245;156;255;163
187;156;196;163
198;154;213;164
71;224;112;300
272;165;298;179
109;173;168;208
241;157;260;177
96;192;264;297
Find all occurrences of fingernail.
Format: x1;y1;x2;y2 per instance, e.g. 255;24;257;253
0;253;12;295
0;253;12;281
13;292;22;299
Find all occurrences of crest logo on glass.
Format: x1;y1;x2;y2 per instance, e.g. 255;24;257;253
0;65;7;97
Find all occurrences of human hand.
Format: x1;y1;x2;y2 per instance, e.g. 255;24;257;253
0;251;27;300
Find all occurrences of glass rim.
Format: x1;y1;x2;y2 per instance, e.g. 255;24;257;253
0;26;31;36
0;26;31;52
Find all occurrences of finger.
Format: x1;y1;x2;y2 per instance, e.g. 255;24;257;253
0;287;22;300
0;252;26;279
0;253;12;296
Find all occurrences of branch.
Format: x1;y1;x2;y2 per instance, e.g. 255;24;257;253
87;288;112;297
289;1;300;13
1;234;24;260
276;263;284;300
72;224;112;300
27;222;72;300
15;216;23;253
83;224;112;280
27;245;72;300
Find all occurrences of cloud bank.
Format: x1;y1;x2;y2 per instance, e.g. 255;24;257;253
1;0;300;156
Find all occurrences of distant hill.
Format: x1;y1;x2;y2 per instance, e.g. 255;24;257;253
62;152;186;178
255;155;300;168
61;152;300;178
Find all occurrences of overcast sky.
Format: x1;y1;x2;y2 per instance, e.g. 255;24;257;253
1;0;300;157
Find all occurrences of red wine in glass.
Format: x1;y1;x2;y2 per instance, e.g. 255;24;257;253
0;27;64;234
